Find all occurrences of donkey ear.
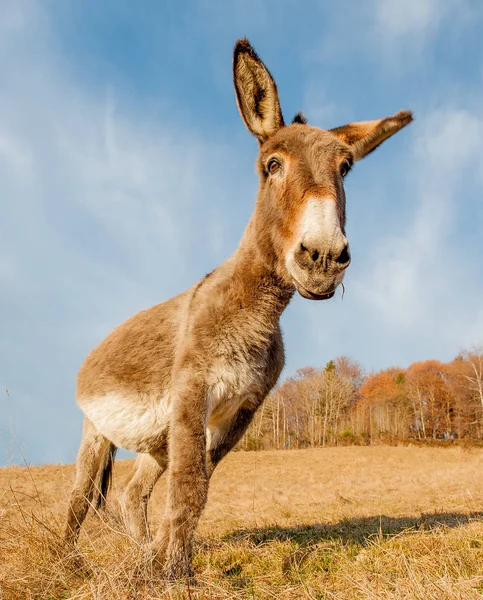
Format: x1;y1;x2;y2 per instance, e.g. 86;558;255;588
330;111;413;161
233;38;285;144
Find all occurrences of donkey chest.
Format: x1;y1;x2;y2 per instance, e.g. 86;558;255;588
206;354;267;424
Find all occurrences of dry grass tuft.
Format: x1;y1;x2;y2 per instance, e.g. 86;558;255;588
2;446;483;598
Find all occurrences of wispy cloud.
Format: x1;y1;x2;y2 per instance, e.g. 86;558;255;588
357;107;483;334
288;0;483;372
1;0;482;464
375;0;450;39
297;89;483;372
0;0;246;464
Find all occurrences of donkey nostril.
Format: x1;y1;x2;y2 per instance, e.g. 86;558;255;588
335;244;351;265
311;250;319;262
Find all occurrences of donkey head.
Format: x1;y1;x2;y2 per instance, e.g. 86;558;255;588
233;39;412;300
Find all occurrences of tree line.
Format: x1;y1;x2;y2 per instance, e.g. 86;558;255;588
241;348;483;450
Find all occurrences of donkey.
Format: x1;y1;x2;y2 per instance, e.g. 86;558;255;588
64;38;412;578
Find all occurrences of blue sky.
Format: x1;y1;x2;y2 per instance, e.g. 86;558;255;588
1;0;483;465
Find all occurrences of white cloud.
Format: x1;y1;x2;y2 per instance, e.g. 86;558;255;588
2;0;483;464
0;0;243;308
327;106;483;369
288;102;483;373
302;82;341;129
375;0;444;38
372;0;480;62
307;0;479;70
0;0;249;464
294;0;483;372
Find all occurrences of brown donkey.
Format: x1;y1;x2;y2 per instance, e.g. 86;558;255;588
65;38;412;578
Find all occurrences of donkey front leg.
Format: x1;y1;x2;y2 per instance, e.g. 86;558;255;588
152;379;209;579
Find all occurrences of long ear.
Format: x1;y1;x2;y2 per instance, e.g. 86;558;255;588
330;110;413;161
233;38;284;144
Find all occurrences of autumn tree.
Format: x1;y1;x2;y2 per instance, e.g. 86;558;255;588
241;348;482;450
450;348;483;438
406;360;454;439
357;367;410;439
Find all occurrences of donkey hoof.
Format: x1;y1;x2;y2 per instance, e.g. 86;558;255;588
143;541;167;572
68;552;92;577
164;560;195;582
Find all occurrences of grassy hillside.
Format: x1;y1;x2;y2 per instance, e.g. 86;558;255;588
2;446;483;598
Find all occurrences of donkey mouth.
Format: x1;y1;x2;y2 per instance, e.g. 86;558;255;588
294;280;336;301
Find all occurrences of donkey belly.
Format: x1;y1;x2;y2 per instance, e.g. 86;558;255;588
79;392;171;453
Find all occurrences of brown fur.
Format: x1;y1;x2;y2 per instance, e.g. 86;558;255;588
64;38;412;579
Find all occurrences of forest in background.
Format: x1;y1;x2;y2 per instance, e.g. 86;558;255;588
241;348;483;450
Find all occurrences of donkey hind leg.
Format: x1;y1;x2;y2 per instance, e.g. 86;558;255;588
120;449;168;543
64;417;110;543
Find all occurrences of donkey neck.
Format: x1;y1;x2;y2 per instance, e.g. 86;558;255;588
229;217;294;322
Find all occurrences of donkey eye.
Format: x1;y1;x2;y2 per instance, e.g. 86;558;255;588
340;160;352;178
268;159;281;175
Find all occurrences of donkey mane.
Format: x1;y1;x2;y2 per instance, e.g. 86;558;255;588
292;111;308;124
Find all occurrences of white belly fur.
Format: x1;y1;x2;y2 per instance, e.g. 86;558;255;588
82;392;171;453
81;359;264;454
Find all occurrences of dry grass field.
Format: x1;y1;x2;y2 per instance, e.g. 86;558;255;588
2;446;483;599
